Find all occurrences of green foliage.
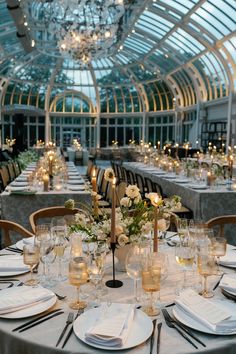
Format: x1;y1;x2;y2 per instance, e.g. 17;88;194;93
17;149;39;169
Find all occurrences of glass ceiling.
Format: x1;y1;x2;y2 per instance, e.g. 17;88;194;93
0;0;235;114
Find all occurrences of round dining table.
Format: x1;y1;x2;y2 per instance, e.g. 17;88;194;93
0;241;236;354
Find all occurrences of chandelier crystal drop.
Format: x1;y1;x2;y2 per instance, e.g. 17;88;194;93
21;0;125;63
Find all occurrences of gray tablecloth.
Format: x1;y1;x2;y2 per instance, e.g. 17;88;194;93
0;242;236;354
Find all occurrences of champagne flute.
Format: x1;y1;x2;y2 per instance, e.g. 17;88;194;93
198;254;217;298
23;244;40;286
211;237;227;275
177;218;189;239
51;218;68;281
142;252;161;316
175;239;195;289
126;245;143;303
35;224;51;281
69;256;88;310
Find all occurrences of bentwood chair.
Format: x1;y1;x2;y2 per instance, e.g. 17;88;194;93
29;206;82;234
0;220;34;248
205;215;236;241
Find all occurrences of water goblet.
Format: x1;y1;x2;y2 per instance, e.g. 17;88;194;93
141;252;161;316
23;244;40;286
198;254;217;298
177;218;189;239
69;256;88;310
51;218;68;281
40;237;57;287
125;245;143;303
210;237;227;275
175;238;195;289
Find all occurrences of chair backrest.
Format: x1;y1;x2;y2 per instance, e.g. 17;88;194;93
205;215;236;238
7;162;16;181
145;177;154;193
135;173;146;196
0;165;11;189
97;168;105;193
152;181;164;198
86;160;94;179
0;220;34;247
13;161;21;177
29;206;81;234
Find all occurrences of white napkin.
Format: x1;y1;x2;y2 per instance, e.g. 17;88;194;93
6;186;28;192
0;287;54;314
220;274;236;294
10;182;29;187
85;303;135;347
0;256;30;272
67;180;83;185
176;289;236;333
67;186;85;191
219;253;236;267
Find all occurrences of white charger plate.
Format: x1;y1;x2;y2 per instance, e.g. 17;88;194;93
173;300;236;335
0;291;57;319
67;186;85;191
73;307;153;350
67;180;83;185
174;179;189;183
0;255;30;277
187;184;208;190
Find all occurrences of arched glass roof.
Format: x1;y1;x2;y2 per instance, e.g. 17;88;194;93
0;0;235;114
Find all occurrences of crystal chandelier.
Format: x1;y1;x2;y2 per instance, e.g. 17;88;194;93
20;0;125;63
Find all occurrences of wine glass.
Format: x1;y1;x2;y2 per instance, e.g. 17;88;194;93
69;256;88;310
210;237;227;275
40;237;57;287
51;223;68;281
141;252;161;316
175;238;195;289
177;218;189;239
23;244;40;286
125;245;143;303
34;224;51;280
198;254;217;298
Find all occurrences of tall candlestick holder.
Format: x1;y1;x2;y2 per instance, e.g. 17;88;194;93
105;242;123;288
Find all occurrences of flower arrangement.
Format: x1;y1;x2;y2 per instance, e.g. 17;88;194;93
17;149;39;169
65;183;182;247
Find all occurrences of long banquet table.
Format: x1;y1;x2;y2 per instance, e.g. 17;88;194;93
0;240;236;354
0;162;91;230
124;162;236;244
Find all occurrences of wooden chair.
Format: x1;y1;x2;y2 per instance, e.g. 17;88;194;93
0;220;34;248
0;165;11;190
205;215;236;238
29;206;82;234
7;162;16;181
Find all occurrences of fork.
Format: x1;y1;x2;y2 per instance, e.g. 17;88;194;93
61;309;84;348
162;309;198;349
162;309;206;347
56;312;74;347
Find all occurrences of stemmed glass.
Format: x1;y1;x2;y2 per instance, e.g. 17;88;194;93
177;218;189;239
198;254;217;298
23;244;40;286
175;238;196;289
210;237;227;275
40;236;57;287
141;252;161;316
125;245;143;303
51;218;68;281
69;256;88;310
34;224;51;281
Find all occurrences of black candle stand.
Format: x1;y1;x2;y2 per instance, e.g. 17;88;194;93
105;242;123;288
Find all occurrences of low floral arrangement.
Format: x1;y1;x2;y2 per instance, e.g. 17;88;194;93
65;181;181;247
17;149;39;169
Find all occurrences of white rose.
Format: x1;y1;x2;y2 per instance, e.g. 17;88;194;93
125;185;140;199
117;234;129;247
120;197;131;207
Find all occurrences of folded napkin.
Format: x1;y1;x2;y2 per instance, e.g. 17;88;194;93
67;186;85;191
176;289;236;333
0;286;54;314
219;253;236;267
6;186;28;192
23;236;35;246
220;274;236;294
85;303;135;347
0;256;30;272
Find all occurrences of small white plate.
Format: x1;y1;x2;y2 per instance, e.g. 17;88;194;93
73;307;153;350
67;180;83;185
173;300;236;335
174;179;189;184
0;291;57;319
16;236;35;251
164;174;176;179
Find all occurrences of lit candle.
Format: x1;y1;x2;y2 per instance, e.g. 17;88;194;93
111;177;116;244
157;141;161;154
91;167;97;193
207;171;211;186
153;196;158;252
175;143;179;158
229;155;233;179
48;156;53;176
197;151;200;161
185;143;189;160
43;174;49;192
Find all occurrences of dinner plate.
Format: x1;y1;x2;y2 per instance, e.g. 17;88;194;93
187;184;208;190
16;236;35;251
164;174;176;179
174;179;189;184
67;186;85;191
67;180;84;185
173;300;236;335
0;291;57;319
10;182;29;187
73;307;153;350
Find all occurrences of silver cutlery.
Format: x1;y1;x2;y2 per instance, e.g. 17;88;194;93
55;293;67;301
162;309;198;349
56;312;74;347
61;309;84;348
5;247;22;254
150;319;157;354
156;322;162;354
213;273;225;291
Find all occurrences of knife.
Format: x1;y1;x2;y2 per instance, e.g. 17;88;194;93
12;309;63;332
61;309;84;348
156;322;162;354
19;311;64;332
150;319;157;354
